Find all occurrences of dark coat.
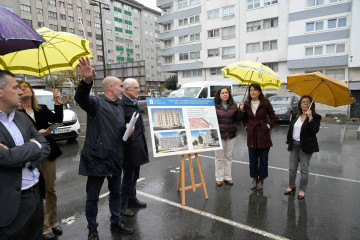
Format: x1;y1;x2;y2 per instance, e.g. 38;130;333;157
19;104;63;160
75;81;126;176
215;102;240;139
240;99;277;148
120;95;149;168
286;114;321;153
0;111;50;227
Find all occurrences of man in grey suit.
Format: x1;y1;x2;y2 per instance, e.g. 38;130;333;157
0;70;50;240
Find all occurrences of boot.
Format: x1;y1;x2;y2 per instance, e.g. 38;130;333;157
250;178;258;190
257;178;264;190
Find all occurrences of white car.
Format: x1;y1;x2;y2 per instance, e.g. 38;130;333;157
34;89;81;141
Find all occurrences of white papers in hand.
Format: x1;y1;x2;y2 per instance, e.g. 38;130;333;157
122;112;139;141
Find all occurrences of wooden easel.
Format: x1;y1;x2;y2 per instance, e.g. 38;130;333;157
177;151;208;206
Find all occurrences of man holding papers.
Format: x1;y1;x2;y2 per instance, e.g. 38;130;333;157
75;57;134;240
120;78;149;217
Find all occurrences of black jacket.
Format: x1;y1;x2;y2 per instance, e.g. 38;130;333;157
19;104;63;160
286;114;321;153
75;81;126;176
120;96;149;168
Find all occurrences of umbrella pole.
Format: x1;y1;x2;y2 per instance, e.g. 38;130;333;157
241;71;254;103
308;84;321;110
41;47;69;105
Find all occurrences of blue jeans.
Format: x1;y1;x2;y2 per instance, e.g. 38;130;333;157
248;147;270;179
85;175;122;229
121;167;140;209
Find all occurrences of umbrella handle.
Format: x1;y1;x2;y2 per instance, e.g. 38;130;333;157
56;95;69;105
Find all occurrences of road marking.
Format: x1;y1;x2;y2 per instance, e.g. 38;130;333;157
137;190;289;240
61;216;75;225
199;155;360;183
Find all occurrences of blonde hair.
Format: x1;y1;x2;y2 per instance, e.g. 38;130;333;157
17;81;42;111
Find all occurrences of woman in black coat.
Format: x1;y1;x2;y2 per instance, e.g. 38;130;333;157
284;95;321;200
18;81;63;239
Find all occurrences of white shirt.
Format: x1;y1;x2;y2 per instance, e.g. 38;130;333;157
292;117;303;141
0;111;40;190
251;100;260;116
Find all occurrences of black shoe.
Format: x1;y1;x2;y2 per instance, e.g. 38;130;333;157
284;187;296;195
298;194;305;200
43;232;55;240
88;228;99;240
128;199;147;208
110;222;134;234
52;225;63;235
121;208;135;217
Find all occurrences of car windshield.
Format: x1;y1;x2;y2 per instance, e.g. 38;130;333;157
269;97;291;105
175;87;201;98
36;95;56;110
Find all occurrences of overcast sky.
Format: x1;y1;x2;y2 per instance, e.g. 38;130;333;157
135;0;161;11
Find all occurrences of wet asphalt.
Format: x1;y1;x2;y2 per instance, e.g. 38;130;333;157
52;107;360;240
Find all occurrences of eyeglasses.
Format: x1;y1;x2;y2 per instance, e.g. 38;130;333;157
301;100;311;104
131;86;140;90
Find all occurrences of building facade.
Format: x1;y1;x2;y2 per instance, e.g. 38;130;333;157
156;0;359;115
154;110;182;128
1;0;172;90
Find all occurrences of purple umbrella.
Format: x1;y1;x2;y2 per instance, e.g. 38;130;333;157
0;7;45;55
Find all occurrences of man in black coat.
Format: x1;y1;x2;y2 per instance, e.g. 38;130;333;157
74;57;134;240
0;70;50;240
120;78;149;217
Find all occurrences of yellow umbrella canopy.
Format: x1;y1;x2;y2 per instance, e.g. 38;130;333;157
287;72;354;107
221;60;282;90
0;27;93;77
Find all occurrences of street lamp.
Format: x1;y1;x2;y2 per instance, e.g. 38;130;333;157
90;0;110;79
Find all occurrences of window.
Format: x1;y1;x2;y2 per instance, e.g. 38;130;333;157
164;39;171;47
263;17;278;29
79;30;84;36
223;5;235;20
97;56;104;62
306;21;324;32
86;9;91;15
178;0;188;9
208;9;220;19
246;42;260;53
164;56;172;64
163;7;171;14
264;0;278;6
247;21;261;32
77;18;83;24
38;22;44;28
326;69;345;80
179;35;189;44
1;6;13;12
49;24;58;31
263;62;279;72
48;0;56;6
222;46;235;59
94;12;100;18
77;7;82;12
68;16;74;22
190;33;200;41
23;19;32;27
262;40;277;51
87;21;91;26
307;0;324;7
208;48;220;57
48;11;57;20
95;23;101;29
222;26;235;40
189;15;200;24
248;0;260;9
179;53;189;61
69;28;74;34
326;43;345;54
190;0;200;6
208;29;220;38
96;34;102;40
96;45;103;50
183;70;202;78
163;23;171;31
179;15;199;26
20;5;31;13
210;68;222;75
190;51;200;59
305;46;323;56
61;26;67;32
68;4;73;9
328;17;347;29
59;1;64;7
37;8;43;15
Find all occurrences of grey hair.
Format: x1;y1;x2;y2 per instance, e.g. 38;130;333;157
123;78;138;89
0;70;14;89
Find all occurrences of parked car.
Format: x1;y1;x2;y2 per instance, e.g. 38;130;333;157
34;89;81;141
175;81;233;98
137;94;150;114
268;95;299;123
168;90;178;98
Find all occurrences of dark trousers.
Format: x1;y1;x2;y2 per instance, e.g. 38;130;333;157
0;185;44;240
248;147;270;179
121;167;140;209
86;175;122;229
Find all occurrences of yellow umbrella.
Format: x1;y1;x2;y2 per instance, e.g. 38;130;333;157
287;72;353;107
221;60;282;90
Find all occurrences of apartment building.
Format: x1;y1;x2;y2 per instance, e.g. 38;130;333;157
0;0;171;90
157;0;359;114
